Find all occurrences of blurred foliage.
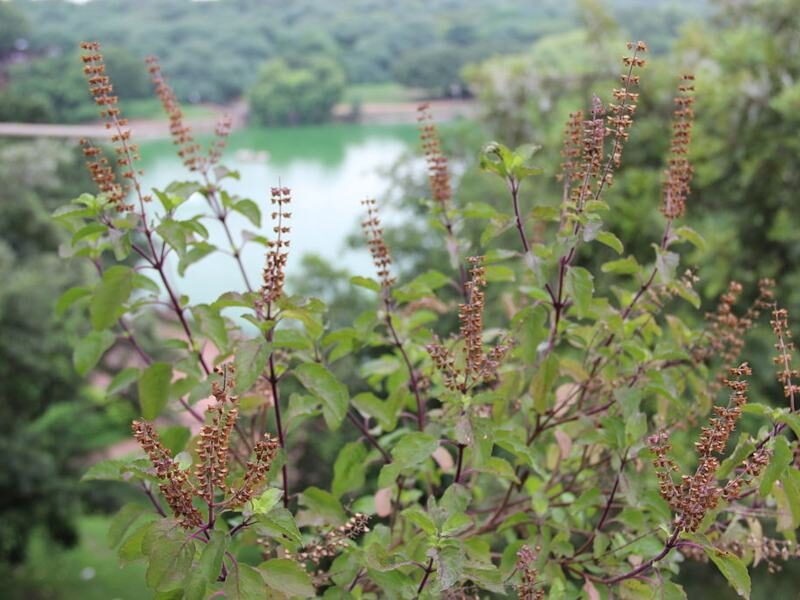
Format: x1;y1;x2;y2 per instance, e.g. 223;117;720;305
248;56;345;126
4;46;151;123
0;140;133;565
2;0;703;118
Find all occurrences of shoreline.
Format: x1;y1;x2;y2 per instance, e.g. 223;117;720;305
0;98;478;140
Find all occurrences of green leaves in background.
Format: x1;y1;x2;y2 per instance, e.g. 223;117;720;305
294;363;348;430
138;362;172;420
91;265;134;330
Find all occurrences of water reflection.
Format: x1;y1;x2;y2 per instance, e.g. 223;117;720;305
138;124;421;304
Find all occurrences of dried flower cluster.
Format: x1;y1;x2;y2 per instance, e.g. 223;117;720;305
195;364;240;502
605;41;647;173
227;434;280;507
361;199;395;292
427;257;510;392
560;96;607;218
286;513;369;564
661;75;695;219
259;186;292;307
133;364;279;527
770;306;799;411
79;41;143;209
146;56;232;175
132;420;203;528
515;544;544;600
651;363;770;532
146;56;203;172
698;279;775;392
556;110;583;186
207;115;233;169
418;103;453;209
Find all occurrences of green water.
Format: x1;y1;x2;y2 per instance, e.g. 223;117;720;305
138;123;420;303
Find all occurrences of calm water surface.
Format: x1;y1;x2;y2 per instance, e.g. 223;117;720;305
138;123;421;303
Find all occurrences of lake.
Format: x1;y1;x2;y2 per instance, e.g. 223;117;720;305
138;123;422;304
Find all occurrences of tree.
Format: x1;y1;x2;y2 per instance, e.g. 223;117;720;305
393;44;467;96
247;56;345;126
0;3;29;58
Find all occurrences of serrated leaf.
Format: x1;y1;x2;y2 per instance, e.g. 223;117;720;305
138;362;172;420
295;363;348;430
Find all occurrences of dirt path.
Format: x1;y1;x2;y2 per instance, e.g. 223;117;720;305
0;98;478;139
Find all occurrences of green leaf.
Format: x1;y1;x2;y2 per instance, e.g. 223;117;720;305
224;562;267;600
91;266;134;330
142;519;197;592
601;255;639;275
566;266;593;317
760;436;792;496
655;248;680;283
706;547;750;599
531;353;559;413
350;275;381;293
177;242;215;275
56;286;91;316
434;542;465;591
596;231;623;254
332;441;368;498
191;304;228;352
295;363;349;430
250;487;283;515
234;338;271;393
107;503;148;549
232;198;262;227
300;486;346;524
71;222;107;244
118;521;153;566
159;425;191;455
391;432;438;468
185;531;226;600
138;362;173;420
402;506;437;535
256;507;302;547
260;559;315;598
156;219;188;256
73;330;115;376
674;225;706;252
107;367;141;395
